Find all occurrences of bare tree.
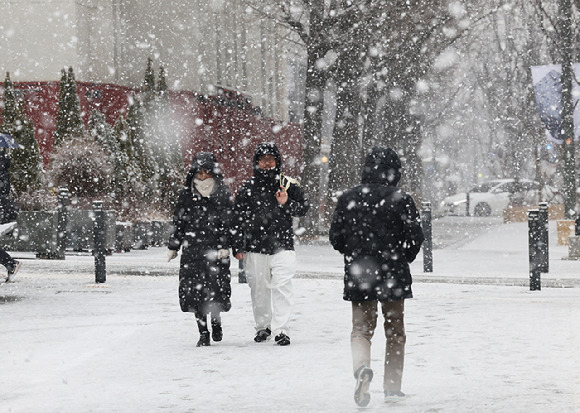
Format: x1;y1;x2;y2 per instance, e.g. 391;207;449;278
242;1;503;227
469;2;548;180
240;0;361;235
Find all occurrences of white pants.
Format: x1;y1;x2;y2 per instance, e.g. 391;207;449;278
244;250;296;337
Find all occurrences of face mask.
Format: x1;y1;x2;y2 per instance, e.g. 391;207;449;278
194;177;215;197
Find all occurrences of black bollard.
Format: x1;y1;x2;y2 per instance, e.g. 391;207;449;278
421;201;433;272
466;192;470;217
93;201;106;283
527;209;541;291
538;202;549;273
55;187;69;260
238;259;247;283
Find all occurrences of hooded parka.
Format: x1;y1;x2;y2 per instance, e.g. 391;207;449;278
232;142;309;255
0;151;11;196
169;152;234;313
329;147;424;302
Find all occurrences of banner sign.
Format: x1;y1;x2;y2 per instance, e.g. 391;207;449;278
531;64;580;144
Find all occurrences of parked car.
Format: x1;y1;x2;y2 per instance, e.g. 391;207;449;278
440;179;563;217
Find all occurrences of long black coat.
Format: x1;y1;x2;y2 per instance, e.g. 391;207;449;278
0;152;11;197
168;153;234;314
329;147;424;302
232;142;309;255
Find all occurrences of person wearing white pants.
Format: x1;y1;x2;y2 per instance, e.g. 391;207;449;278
244;250;296;338
233;142;309;346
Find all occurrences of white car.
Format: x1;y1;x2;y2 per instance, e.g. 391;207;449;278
441;179;563;217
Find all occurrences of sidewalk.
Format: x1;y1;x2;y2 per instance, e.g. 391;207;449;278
7;218;578;288
408;219;580;288
2;219;580;412
294;218;580;288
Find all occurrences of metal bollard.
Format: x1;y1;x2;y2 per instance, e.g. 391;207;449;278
421;201;433;273
538;202;549;273
527;209;541;291
238;259;247;283
56;187;69;260
93;201;106;283
466;192;470;217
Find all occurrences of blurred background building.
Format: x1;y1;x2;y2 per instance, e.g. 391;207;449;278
0;0;297;123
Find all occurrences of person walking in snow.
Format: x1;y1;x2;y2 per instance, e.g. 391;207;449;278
0;150;11;197
0;149;17;224
232;142;309;346
1;248;21;283
329;147;424;407
0;149;21;283
168;152;234;347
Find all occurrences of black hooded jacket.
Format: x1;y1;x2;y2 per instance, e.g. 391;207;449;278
0;152;11;196
232;142;309;255
168;152;233;253
329;147;424;302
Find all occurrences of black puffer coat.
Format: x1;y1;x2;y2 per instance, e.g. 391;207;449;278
168;152;234;313
329;147;424;302
0;152;11;196
232;142;309;255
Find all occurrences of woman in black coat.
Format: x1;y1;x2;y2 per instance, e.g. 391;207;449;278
168;152;234;347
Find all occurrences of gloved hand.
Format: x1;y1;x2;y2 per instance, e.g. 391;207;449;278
167;249;178;262
217;249;230;259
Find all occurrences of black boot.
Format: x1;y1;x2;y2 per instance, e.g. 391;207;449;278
254;328;271;342
211;316;222;342
196;313;210;347
196;331;210;347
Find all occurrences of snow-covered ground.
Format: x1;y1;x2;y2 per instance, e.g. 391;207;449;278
2;217;580;412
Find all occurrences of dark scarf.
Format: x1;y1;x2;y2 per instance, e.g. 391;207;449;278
254;168;280;192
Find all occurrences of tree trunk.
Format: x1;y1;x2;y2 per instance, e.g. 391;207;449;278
298;0;328;238
327;46;364;212
559;0;576;217
361;77;380;157
378;86;423;200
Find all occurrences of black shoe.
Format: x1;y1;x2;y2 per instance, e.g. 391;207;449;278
354;365;373;407
196;331;210;347
254;328;271;342
211;320;223;342
6;260;21;283
274;333;290;346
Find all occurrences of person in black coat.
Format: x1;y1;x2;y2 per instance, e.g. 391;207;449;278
168;152;234;347
232;142;309;346
0;150;11;197
329;147;424;406
0;149;20;282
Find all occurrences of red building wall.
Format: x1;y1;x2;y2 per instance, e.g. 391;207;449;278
1;82;303;193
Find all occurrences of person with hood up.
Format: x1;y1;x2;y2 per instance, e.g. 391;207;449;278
0;149;21;282
233;142;309;346
0;149;11;196
168;152;234;347
329;147;424;407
